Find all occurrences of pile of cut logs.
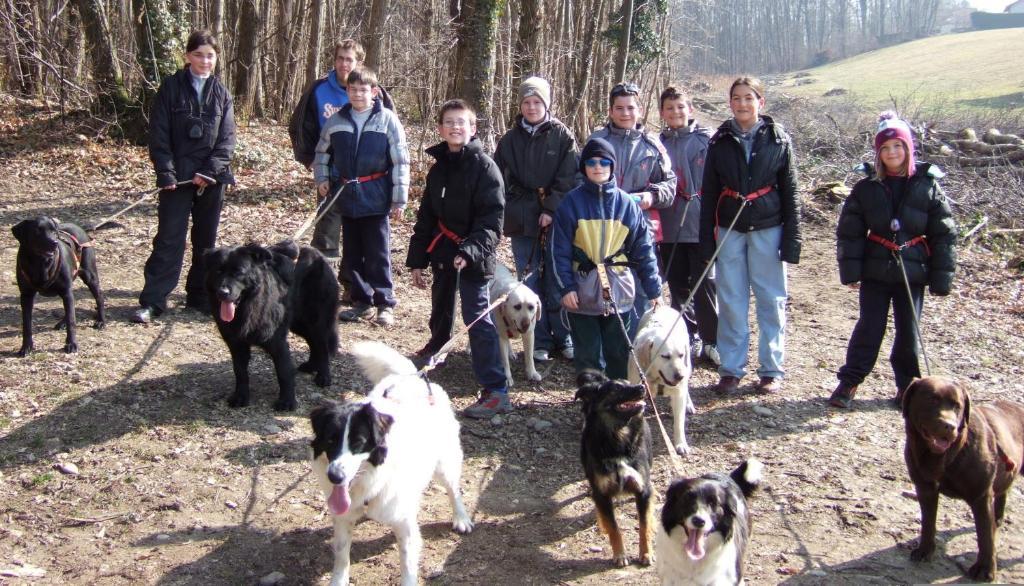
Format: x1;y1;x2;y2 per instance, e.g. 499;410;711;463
924;128;1024;167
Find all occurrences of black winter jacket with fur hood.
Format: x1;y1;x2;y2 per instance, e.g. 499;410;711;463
699;114;801;263
836;162;956;295
407;138;505;278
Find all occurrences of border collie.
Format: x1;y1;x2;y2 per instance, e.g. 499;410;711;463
655;459;763;585
310;341;473;586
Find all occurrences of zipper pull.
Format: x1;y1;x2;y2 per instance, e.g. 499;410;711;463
441;187;446;199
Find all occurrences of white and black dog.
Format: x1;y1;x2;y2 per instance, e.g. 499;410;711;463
310;341;473;586
629;306;694;455
655;459;763;586
489;263;542;387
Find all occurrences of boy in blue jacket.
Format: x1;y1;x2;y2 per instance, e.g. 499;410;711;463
549;137;663;378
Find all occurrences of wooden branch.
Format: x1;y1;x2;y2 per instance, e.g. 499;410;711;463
963;216;988;241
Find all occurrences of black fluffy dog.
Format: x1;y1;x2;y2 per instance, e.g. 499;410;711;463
204;241;339;411
12;216;106;355
575;370;654;567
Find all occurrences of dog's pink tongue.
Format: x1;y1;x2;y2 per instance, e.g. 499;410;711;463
219;300;236;322
929;436;952;453
685;528;707;560
328;484;351;515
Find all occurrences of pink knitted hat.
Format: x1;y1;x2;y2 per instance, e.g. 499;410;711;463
874;111;915;175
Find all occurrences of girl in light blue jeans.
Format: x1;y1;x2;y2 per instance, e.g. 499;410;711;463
698;77;801;395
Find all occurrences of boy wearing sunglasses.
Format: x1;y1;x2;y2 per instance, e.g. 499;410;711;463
549;137;662;378
587;82;675;334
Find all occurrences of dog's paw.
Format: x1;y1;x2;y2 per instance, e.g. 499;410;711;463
227;393;250;408
638;552;653;566
93;320;106;330
452;516;474;534
297;360;315;373
274;397;298;412
314;371;331;388
967;560;996;582
63;341;78;354
526;369;542;382
674;442;691;456
612;554;629;568
909;542;935;562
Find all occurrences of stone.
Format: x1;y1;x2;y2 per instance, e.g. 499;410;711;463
259;571;286;586
54;462;79;476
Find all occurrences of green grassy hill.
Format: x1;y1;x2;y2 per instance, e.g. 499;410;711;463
778;29;1024;111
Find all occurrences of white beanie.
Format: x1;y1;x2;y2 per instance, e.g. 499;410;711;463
519;76;551;109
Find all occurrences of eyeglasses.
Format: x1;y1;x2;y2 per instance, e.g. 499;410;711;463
610;82;640;98
584;158;613;168
442;119;471;128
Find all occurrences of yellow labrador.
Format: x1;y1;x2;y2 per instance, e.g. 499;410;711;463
489;264;542;387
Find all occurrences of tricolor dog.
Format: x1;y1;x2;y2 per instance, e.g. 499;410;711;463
310;341;473;586
489;263;542;387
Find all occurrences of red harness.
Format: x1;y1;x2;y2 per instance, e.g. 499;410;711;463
426;221;465;253
867;232;930;256
342;171;387;184
713;185;775;239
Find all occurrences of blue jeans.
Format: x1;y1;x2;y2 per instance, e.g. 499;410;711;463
340;214;396;307
510;235;572;352
715;225;787;379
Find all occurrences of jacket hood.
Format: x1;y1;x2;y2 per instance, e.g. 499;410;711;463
426;136;485;161
327;70;344;92
855;161;943;179
714;114;782;140
661;121;711;140
605;122;645;139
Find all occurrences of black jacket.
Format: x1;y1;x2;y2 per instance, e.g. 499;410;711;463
699;115;800;263
288;75;395;168
494;115;579;237
149;67;236;188
407;139;505;278
836;162;956;295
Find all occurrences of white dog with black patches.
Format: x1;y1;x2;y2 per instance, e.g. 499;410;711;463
309;341;473;586
489;263;542;387
655;459;763;586
629;306;694;455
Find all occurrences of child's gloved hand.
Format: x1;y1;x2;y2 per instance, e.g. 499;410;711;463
453;255;468;270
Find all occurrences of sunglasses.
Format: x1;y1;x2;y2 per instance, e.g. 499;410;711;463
584;158;613;168
610;82;640;98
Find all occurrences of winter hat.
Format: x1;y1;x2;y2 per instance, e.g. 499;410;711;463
519;76;551;110
579;137;616;176
874;111;916;174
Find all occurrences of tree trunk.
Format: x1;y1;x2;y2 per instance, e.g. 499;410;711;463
129;0;188;141
74;0;130;110
613;0;633;81
452;0;502;149
234;0;261;118
362;0;388;71
210;0;225;39
305;0;326;87
513;0;541;86
571;0;604;139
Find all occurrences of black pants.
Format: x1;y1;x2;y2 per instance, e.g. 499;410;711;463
340;214;395;307
309;191;353;290
658;242;718;344
838;279;924;394
139;183;224;311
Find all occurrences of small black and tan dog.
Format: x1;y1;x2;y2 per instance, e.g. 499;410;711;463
12;216;106;355
575;370;654;567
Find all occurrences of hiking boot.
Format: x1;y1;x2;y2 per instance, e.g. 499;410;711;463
829;382;858;409
713;376;741;395
703;344;721;367
756;376;782;394
129;306;161;324
560;346;575;360
533;349;551;362
463;390;512;419
339;302;374;322
375;306;395;327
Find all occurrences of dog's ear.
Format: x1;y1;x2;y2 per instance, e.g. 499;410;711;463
270;239;300;261
576;369;607;388
900;378;922;419
368;408;394;466
309;403;337;446
203;247;229;272
533;302;541;322
242;243;273;264
958;381;972;433
11;220;31;242
46;217;59;232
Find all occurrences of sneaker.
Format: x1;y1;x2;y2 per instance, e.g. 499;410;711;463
129;306;161;324
463;390;513;419
690;338;704;362
339;302;374;322
703;344;721;366
533;349;551;362
375;306;395;327
829;382;858;408
713;376;741;395
560;346;575;360
756;376;782;394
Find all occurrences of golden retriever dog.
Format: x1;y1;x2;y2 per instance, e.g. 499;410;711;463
629;306;694;455
489;264;542;387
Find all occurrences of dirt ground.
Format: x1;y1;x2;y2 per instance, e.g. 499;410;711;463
1;105;1024;585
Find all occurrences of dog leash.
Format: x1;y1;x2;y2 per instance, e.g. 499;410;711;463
291;182;347;241
88;180;193;231
892;245;932;376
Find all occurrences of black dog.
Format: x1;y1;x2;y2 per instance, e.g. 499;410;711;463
12;216;106;355
655;459;763;585
575;370;654;567
204;241;339;411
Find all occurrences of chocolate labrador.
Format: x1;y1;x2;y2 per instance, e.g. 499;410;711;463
12;216;106;355
902;375;1024;582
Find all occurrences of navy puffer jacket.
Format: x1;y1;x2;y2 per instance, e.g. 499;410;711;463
836;162;956;295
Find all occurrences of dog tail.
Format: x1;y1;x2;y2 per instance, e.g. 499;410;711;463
352;341;417;383
730;458;763;499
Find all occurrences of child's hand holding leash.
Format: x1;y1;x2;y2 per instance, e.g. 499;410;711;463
561;291;579;311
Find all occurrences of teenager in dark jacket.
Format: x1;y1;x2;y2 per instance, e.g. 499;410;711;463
407;100;508;419
699;77;800;395
658;85;719;366
131;29;235;324
494;76;578;362
829;112;956;408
